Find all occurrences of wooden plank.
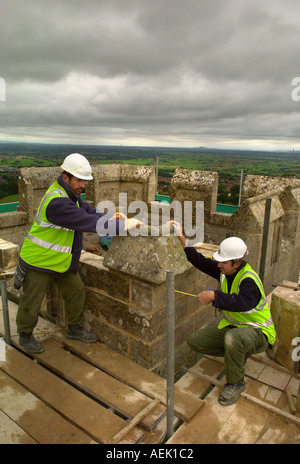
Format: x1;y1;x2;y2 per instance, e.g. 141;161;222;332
187;370;224;388
285;387;296;415
243;392;300;427
0;371;96;444
250;353;300;382
257;366;291;391
167;386;270;444
245;377;284;408
186;371;300;426
244;358;266;379
34;338;164;430
278;280;300;290
176;357;225;398
108;399;160;444
256;415;300;444
0;410;38;444
0;344;144;444
168;382;300;444
53;332;205;422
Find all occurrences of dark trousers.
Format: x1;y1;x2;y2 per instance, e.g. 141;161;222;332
187;323;268;384
16;269;85;334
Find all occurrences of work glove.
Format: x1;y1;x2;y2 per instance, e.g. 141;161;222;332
14;262;27;290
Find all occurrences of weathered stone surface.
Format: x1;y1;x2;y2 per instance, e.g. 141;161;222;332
79;251;130;302
170;168;218;218
279;187;300;246
241;175;300;204
1;164;300;374
86;163;156;207
270;287;300;372
18;167;61;223
0;238;19;275
103;230;190;285
230;193;284;232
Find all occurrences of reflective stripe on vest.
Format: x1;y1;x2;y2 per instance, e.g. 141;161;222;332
34;188;72;232
26;233;72;254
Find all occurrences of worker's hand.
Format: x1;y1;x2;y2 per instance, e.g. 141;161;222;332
125;218;144;231
111;212;143;231
169;221;187;249
198;290;215;305
112;212;127;221
169;220;183;236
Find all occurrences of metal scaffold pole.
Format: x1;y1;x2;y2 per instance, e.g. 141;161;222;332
166;270;175;440
0;278;12;346
259;197;272;284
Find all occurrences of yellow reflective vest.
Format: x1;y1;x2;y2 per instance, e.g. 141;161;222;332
20;181;78;273
217;263;276;345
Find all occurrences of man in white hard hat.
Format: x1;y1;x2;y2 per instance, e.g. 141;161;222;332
15;153;138;354
171;222;276;406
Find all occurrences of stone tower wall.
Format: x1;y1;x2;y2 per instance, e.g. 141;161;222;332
0;164;299;375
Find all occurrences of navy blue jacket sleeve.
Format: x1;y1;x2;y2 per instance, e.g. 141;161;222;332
184;246;220;279
46;196;124;235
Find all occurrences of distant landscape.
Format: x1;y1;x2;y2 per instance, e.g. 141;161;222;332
0;142;299;205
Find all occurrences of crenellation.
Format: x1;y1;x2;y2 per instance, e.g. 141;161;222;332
1;163;299;375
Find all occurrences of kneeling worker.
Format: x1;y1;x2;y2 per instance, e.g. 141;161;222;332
171;221;276;406
15;153;139;354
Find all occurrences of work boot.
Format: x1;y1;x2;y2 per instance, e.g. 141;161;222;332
19;333;44;354
218;379;246;406
66;324;98;343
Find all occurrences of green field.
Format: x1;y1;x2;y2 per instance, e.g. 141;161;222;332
0;143;299;205
0;194;19;204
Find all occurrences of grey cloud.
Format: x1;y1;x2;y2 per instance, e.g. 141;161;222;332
1;0;300;148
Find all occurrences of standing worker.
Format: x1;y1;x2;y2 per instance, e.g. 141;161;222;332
171;221;276;406
15;153;138;354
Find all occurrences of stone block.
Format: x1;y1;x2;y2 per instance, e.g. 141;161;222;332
0;238;19;275
92;316;129;357
241;175;300;203
103;230;190;285
86;164;156;207
270;287;300;372
170;168;218;219
79;251;130;302
85;286;166;342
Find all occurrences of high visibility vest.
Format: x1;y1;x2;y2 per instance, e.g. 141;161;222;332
217;263;276;345
20;181;78;273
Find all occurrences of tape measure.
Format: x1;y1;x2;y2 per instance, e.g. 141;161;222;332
160;287;213;298
160;286;198;298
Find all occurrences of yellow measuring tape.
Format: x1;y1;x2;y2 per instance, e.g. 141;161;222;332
160;286;198;298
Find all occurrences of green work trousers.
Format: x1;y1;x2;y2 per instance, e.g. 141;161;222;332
16;269;85;334
187;323;269;384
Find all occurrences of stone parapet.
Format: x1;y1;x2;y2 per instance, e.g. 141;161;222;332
269;283;300;372
170;168;218;221
75;242;219;376
18;166;61;223
0;164;299;375
86;164;156;208
0;238;19;287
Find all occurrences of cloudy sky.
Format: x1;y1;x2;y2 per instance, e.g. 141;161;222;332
1;0;300;150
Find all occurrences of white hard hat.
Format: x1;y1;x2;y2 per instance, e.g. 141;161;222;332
213;237;248;262
61;153;93;180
